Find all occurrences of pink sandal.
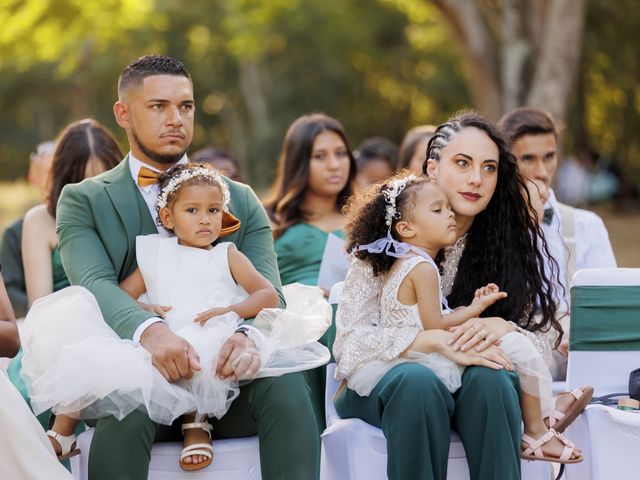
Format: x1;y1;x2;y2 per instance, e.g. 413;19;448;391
546;386;594;433
521;429;583;464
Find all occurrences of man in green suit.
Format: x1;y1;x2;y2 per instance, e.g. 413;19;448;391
56;55;320;479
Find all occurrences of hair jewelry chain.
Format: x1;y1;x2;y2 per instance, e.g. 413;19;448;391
156;166;231;211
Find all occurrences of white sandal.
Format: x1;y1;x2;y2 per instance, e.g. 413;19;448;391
47;429;80;460
179;421;213;471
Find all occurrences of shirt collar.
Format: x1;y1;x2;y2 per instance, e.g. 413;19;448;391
128;152;189;191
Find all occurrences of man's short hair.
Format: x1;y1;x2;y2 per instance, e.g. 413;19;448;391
499;107;557;146
118;54;192;96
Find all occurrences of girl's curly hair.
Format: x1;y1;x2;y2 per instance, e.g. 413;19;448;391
155;162;223;232
344;172;433;276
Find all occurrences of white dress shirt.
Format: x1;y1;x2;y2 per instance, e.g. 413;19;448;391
542;189;617;309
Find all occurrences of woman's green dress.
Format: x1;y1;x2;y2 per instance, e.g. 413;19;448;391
274;223;344;431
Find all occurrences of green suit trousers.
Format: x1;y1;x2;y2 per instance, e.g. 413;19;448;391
335;363;522;480
88;372;320;480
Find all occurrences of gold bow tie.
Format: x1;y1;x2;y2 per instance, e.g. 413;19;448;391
137;166;161;187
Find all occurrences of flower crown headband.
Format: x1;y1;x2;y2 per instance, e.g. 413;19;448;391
382;174;417;230
156;166;231;211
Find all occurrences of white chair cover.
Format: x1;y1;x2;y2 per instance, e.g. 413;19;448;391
71;429;261;479
564;268;640;480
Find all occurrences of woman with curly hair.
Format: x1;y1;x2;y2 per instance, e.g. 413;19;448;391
333;112;589;479
263;113;357;430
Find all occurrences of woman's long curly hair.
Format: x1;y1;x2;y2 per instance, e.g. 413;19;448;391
423;112;561;340
263;113;357;239
344;172;432;276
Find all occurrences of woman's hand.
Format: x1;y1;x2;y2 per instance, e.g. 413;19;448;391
407;330;513;371
448;317;515;353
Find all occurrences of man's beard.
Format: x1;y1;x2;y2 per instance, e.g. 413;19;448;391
132;127;189;165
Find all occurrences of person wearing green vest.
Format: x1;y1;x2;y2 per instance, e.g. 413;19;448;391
7;119;122;465
334;113;564;479
264;113;356;432
55;55;319;480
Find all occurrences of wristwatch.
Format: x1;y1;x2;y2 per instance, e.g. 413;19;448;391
235;327;250;337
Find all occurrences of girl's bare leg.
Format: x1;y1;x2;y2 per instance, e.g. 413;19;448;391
49;414;80;455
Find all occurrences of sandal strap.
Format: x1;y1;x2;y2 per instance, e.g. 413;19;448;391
180;443;213;461
552;430;577;461
547;409;564;427
181;422;213;439
47;430;77;456
522;430;556;457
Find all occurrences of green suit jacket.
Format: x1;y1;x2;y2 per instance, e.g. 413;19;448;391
56;157;284;340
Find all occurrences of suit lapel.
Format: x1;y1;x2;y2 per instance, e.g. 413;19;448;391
104;157;157;242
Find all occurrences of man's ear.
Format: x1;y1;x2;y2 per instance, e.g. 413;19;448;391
395;220;415;239
113;100;129;129
426;159;438;179
159;207;173;230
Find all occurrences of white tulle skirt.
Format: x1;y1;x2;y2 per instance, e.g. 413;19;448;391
347;351;464;397
499;331;553;416
21;284;331;425
346;331;552;408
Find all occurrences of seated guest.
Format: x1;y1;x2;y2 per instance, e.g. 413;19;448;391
0;270;73;479
500;107;617;380
398;125;436;174
7;119;121;460
0;141;56;318
191;146;244;182
264;113;356;430
354;136;397;187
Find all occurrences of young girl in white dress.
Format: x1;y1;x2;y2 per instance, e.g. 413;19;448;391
21;163;331;471
342;172;582;465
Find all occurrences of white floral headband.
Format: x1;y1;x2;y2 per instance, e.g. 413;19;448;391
156;166;231;211
382;174;417;230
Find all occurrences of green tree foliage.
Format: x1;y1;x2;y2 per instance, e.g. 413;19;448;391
0;0;637;193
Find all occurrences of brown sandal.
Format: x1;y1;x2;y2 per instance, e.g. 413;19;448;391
521;429;583;464
546;386;594;433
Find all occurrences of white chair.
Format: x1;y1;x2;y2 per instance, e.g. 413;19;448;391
322;282;550;480
70;430;261;480
563;268;640;480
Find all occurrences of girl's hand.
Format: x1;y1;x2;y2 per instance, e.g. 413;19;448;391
472;283;508;313
194;306;232;325
448;316;514;353
138;302;172;318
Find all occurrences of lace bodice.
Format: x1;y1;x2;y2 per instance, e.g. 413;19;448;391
380;255;449;331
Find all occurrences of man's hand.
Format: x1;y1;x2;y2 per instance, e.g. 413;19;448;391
215;332;261;381
140;322;201;382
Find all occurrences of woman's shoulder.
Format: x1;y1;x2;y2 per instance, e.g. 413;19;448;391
23;204;56;237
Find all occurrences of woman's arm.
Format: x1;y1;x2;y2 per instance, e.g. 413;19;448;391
195;245;279;324
0;273;20;357
22;205;56;305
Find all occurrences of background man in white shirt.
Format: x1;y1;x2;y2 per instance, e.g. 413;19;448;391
500;107;617;379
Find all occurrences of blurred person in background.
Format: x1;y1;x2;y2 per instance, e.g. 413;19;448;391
264;113;356;431
7;118;122;461
354;136;397;187
500;107;616;381
0;141;56;318
398;125;436;175
0;269;73;479
191;145;244;182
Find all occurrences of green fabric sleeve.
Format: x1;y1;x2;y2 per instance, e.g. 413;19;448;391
56;183;154;340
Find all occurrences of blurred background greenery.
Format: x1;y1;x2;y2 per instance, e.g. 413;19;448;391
0;0;638;264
